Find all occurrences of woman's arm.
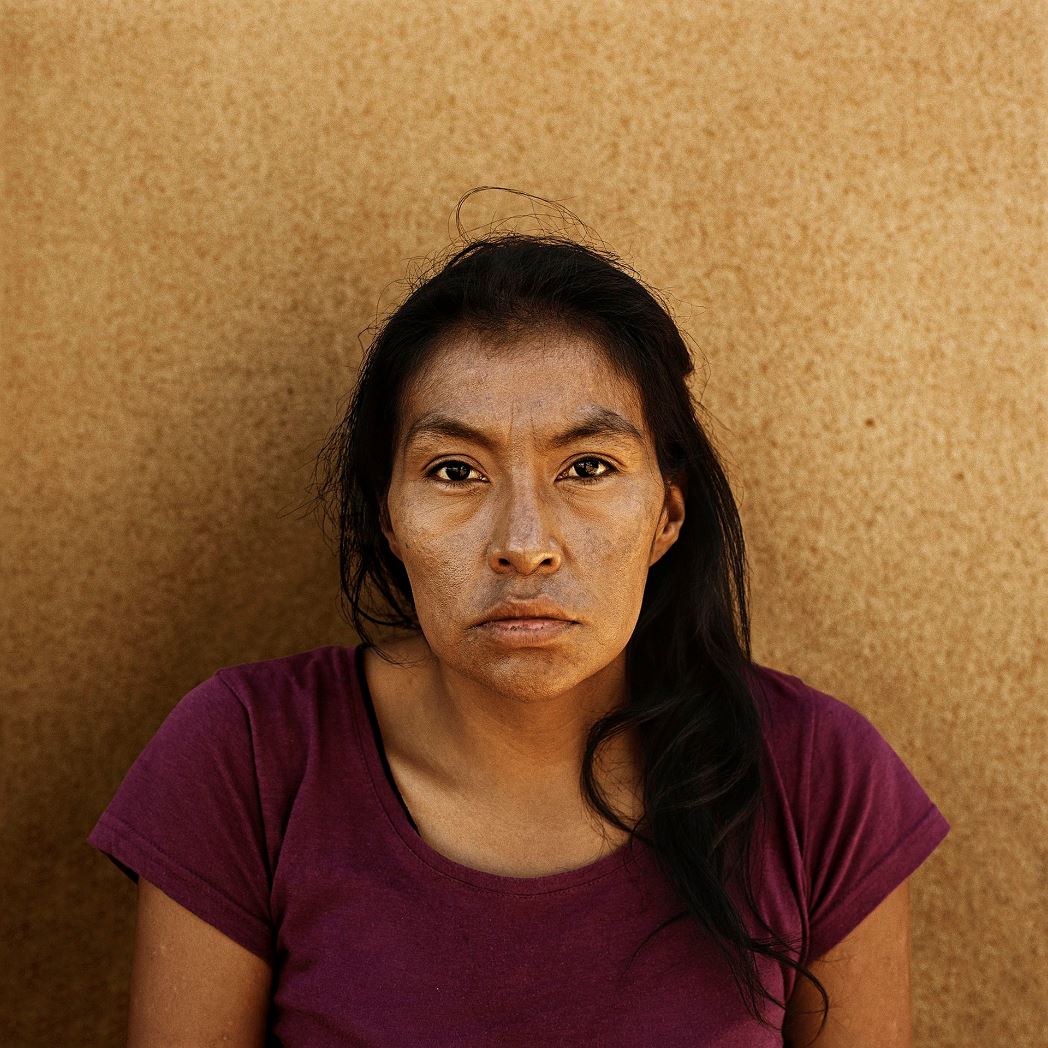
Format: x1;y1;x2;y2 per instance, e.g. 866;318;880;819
126;877;273;1047
783;878;913;1047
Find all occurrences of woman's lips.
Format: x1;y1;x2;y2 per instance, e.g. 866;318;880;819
477;618;576;644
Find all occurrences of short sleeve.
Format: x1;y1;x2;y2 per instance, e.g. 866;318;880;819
801;690;951;963
86;671;275;965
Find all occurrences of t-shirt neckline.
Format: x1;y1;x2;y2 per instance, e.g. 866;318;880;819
346;642;639;895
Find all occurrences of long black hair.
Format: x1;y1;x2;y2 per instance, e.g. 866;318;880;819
307;188;828;1037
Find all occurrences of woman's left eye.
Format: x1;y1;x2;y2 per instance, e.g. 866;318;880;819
565;457;615;482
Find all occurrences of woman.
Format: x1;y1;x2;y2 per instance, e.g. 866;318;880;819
88;194;950;1047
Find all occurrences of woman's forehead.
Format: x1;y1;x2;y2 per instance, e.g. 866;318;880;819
422;325;615;374
405;334;642;417
401;403;648;456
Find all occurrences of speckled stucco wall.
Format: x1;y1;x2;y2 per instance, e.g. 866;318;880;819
3;2;1044;1045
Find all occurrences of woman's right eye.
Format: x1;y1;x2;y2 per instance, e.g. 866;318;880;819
428;460;480;485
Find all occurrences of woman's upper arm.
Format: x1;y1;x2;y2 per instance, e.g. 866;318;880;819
783;878;913;1048
127;877;273;1048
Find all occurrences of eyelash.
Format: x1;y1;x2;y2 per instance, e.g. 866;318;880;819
426;456;618;488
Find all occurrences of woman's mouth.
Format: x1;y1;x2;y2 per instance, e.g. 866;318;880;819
477;618;577;645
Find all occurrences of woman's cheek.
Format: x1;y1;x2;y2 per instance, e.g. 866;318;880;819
403;524;477;594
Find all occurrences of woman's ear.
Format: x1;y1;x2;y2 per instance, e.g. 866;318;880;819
649;476;685;567
379;493;401;560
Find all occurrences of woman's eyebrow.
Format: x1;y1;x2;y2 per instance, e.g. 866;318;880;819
403;406;645;453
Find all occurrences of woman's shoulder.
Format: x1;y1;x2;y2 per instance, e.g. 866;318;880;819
748;660;826;736
746;661;951;962
746;661;898;798
199;643;362;773
209;642;358;709
748;660;876;740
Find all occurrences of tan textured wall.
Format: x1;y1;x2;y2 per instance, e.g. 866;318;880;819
3;1;1044;1044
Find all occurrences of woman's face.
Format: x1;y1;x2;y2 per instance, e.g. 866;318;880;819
380;326;685;701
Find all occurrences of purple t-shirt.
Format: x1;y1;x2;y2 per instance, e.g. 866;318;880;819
87;644;950;1046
